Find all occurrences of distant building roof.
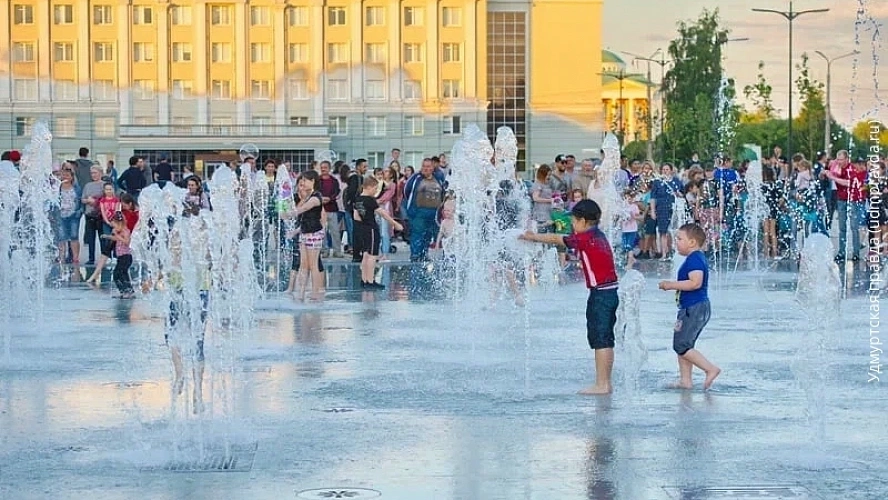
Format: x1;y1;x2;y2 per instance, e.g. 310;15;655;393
602;50;625;65
601;73;657;88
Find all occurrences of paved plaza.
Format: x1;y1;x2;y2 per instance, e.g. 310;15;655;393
0;262;885;500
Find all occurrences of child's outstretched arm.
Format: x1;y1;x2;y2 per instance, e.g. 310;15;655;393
519;231;567;247
658;270;703;291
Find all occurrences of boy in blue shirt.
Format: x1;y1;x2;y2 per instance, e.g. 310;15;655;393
658;223;721;390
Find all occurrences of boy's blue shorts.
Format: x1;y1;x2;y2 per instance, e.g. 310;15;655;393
586;287;619;350
621;232;639;252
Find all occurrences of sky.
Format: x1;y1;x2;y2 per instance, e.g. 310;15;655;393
604;0;887;128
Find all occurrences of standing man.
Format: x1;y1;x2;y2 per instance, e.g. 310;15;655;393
153;153;173;187
118;156;148;199
343;159;369;261
549;154;572;201
404;158;446;262
318;160;342;257
649;163;684;261
74;147;93;188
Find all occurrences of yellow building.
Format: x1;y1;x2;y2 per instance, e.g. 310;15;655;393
601;49;655;143
1;0;604;170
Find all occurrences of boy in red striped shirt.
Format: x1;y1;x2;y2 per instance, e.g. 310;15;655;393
521;200;619;395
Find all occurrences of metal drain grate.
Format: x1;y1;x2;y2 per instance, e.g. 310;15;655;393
143;444;257;473
664;486;812;499
296;488;381;499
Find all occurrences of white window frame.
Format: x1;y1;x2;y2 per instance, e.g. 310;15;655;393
211;80;232;100
170;5;191;25
288;43;308;63
327;116;348;136
403;80;421;100
250;6;270;25
134;80;155;100
289;116;309;126
55;117;77;138
289;78;309;100
133;6;153;25
443;115;461;135
172;43;192;62
288;6;308;26
404;115;424;136
54;80;78;101
327;7;346;26
13;42;35;63
326;79;348;100
53;5;74;25
404;7;423;26
94;42;114;62
327;43;348;63
94;117;116;138
442;43;461;63
365;80;385;100
13;79;38;101
15;116;35;136
93;5;112;24
365;43;386;64
443;79;461;99
13;5;34;25
441;7;462;27
133;42;155;62
365;6;384;26
172;79;193;99
54;42;75;62
93;80;116;101
211;43;231;63
403;43;422;63
210;5;231;25
368;116;386;137
251;43;271;63
251;80;272;100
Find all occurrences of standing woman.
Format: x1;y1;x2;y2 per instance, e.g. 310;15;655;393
86;182;119;284
56;165;83;264
284;170;326;301
377;166;398;258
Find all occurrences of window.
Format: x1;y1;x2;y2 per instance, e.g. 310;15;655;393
93;5;112;24
326;79;348;100
365;6;384;26
55;117;76;138
53;42;74;62
250;6;270;25
327;7;346;26
13;79;37;101
133;42;154;62
443;116;461;135
210;116;232;135
54;80;78;101
211;80;231;99
170;5;191;25
14;5;34;24
365;43;386;64
327;43;347;63
443;79;461;99
133;6;153;25
288;6;308;26
94;42;114;62
12;42;35;63
404;116;423;136
404;7;423;26
290;116;309;126
288;43;308;63
288;78;308;99
172;43;192;62
210;5;230;25
441;7;461;27
171;116;192;134
251;43;271;63
254;116;271;133
327;116;347;135
367;116;386;137
95;117;116;138
442;43;461;63
368;151;385;168
403;43;422;63
134;116;156;126
251;80;272;99
134;80;154;99
53;5;73;25
365;80;385;100
93;80;116;101
172;79;193;99
15;117;35;137
403;80;421;100
211;43;231;63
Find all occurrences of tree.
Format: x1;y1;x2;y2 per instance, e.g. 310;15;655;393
662;9;732;162
852;120;888;149
741;61;777;124
793;53;826;159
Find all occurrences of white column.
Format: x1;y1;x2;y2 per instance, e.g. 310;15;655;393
157;3;170;125
0;0;8;100
234;0;248;123
77;0;90;99
194;1;208;123
37;0;51;100
463;0;475;100
350;0;362;100
311;0;324;124
424;0;439;101
117;1;132;124
273;2;286;124
627;98;635;140
388;0;400;100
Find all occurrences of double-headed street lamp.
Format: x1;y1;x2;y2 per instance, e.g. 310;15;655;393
600;69;646;145
624;49;662;160
752;1;830;156
814;50;858;157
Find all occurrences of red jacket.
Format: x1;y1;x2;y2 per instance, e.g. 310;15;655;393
836;165;867;202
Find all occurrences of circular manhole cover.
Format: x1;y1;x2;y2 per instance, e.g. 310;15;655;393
296;488;381;499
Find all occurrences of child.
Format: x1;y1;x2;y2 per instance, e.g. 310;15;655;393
566;188;584;211
103;212;135;299
620;189;642;268
435;191;456;250
520;200;619;395
658;223;721;390
354;176;403;288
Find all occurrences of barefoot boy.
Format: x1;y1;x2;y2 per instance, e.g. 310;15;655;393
354;176;403;289
520;200;619;395
658;223;721;390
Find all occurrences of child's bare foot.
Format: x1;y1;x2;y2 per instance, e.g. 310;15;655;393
578;384;612;395
703;367;721;390
668;381;693;390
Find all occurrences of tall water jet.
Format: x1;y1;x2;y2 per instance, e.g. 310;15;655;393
793;233;840;446
739;145;765;272
596;133;625;253
614;269;647;393
715;77;738;155
4;121;57;323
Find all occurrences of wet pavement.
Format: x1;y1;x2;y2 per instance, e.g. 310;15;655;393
1;261;886;500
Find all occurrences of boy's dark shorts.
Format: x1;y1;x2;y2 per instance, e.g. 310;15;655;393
586;287;619;350
673;300;711;355
166;291;209;361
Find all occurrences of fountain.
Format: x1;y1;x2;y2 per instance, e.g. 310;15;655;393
739;144;766;273
614;269;647;393
596;133;625;252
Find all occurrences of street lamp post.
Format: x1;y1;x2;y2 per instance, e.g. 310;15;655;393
752;1;829;156
625;49;662;160
814;50;858;157
600;69;645;145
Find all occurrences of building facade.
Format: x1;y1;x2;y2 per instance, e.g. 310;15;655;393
1;0;603;172
600;49;655;144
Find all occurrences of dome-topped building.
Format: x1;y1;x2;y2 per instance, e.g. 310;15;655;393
601;49;657;144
